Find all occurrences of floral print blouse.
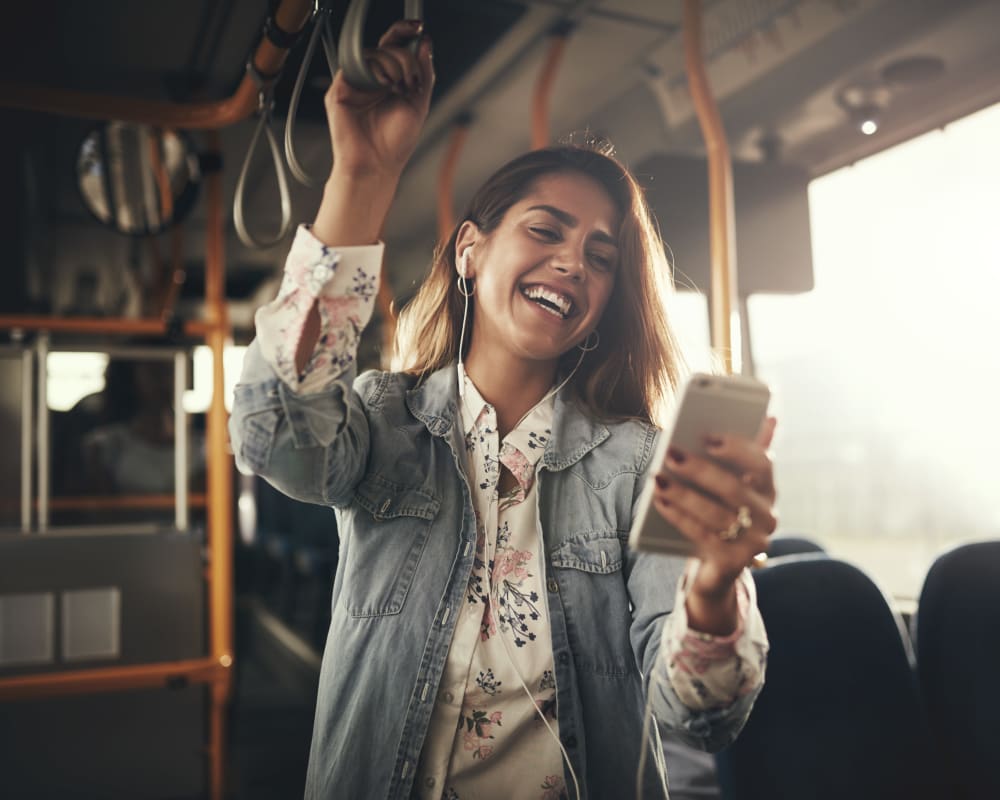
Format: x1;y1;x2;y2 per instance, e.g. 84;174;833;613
255;226;769;799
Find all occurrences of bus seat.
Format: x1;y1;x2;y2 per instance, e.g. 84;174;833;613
766;533;827;559
714;556;945;800
914;540;1000;800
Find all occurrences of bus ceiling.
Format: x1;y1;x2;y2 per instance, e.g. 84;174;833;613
1;0;999;322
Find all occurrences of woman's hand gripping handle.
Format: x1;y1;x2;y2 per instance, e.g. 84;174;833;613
297;20;434;371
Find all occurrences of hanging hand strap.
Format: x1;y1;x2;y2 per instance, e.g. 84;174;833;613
234;59;293;249
285;2;340;187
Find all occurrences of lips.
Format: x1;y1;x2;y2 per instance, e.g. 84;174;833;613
520;284;576;319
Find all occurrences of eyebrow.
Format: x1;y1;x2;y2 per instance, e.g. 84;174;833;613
526;204;618;247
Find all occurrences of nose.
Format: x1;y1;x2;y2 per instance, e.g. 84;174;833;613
550;246;586;282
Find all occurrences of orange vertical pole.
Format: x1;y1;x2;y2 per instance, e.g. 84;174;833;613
204;132;234;800
531;24;572;150
436;115;472;243
683;0;738;374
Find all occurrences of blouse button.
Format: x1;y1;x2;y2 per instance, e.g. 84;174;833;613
424;776;436;789
442;691;454;704
547;578;559;593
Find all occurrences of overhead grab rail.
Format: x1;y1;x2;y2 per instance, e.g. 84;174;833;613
0;0;313;129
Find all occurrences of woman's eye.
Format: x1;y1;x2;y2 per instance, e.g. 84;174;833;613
530;226;559;240
589;252;614;270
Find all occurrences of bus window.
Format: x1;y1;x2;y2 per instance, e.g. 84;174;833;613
748;100;1000;606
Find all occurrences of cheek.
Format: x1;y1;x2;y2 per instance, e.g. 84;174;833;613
590;278;616;320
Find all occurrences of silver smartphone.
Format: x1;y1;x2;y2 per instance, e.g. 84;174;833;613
627;372;771;556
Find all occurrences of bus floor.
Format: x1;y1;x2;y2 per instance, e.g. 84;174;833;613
227;596;321;800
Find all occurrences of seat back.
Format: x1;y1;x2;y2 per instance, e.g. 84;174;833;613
715;556;944;800
765;533;826;559
915;540;1000;800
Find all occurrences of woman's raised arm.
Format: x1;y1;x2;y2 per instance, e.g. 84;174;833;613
313;19;435;247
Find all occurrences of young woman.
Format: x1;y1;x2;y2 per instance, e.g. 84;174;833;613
230;20;776;800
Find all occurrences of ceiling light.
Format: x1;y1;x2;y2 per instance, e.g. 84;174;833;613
836;83;892;137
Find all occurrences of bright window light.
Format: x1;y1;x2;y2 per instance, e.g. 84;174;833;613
748;101;1000;603
183;345;248;414
46;352;110;411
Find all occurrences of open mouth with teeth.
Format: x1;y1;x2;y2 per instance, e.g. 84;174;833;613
520;284;575;320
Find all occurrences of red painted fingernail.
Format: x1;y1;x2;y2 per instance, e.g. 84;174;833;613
667;448;686;464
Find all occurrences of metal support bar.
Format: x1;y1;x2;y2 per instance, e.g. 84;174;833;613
203;133;235;800
0;657;226;702
683;0;739;374
174;350;190;532
21;348;33;534
0;316;211;337
531;25;573;149
35;334;49;532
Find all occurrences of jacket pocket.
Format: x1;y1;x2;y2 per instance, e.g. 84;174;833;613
550;533;634;677
343;474;441;617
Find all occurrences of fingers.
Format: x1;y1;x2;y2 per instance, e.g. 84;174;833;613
652;492;770;561
756;416;777;449
654;473;777;537
663;443;775;508
700;427;776;498
370;20;432;94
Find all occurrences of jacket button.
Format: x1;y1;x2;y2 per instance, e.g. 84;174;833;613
380;498;391;513
547;578;559;593
558;651;569;665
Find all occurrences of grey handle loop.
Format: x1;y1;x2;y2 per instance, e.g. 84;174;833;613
286;4;339;187
234;93;293;249
339;0;424;92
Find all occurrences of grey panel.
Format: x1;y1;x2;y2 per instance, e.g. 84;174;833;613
0;531;204;677
62;586;121;661
0;592;54;666
638;154;815;296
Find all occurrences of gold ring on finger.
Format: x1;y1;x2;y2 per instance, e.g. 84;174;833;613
719;505;753;541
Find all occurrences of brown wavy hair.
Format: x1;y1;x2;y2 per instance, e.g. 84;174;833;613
392;143;685;426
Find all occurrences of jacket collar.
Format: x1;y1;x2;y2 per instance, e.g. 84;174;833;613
405;364;609;471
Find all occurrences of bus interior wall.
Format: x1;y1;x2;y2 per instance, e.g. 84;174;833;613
2;1;1000;799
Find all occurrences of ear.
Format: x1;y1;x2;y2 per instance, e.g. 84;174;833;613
455;221;480;279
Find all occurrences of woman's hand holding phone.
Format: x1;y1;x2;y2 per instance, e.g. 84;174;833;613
653;417;778;634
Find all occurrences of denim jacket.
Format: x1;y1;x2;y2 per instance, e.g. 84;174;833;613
230;343;761;799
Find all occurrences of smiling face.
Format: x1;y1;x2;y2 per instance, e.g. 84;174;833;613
457;171;620;375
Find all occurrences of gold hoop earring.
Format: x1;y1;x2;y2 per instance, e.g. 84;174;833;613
577;330;600;352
